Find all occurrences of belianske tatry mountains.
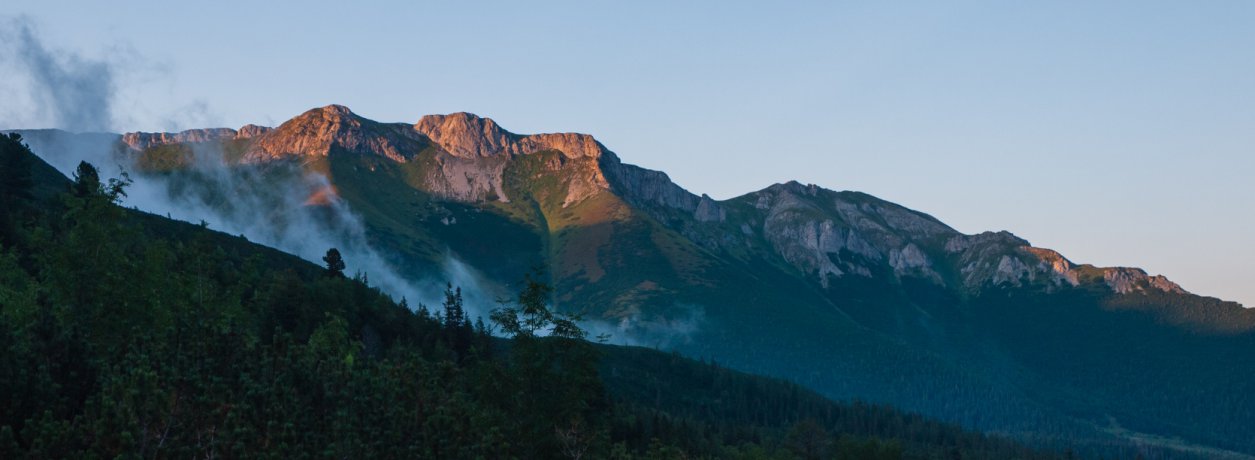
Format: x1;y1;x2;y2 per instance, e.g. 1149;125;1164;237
15;104;1255;456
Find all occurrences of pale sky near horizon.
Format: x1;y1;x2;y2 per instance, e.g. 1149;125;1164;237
3;1;1253;307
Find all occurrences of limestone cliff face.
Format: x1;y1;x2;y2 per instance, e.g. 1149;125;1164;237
124;128;235;151
413;113;515;158
599;155;719;220
411;112;611;205
414;112;605;160
419;153;512;203
945;233;1079;289
413;112;720;220
413;112;721;216
1104;267;1186;295
752;182;946;286
121;124;274;152
237;124;273;139
244;105;425;163
943;231;1186;294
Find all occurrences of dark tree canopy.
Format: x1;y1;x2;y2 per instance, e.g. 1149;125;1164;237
0;133;34;205
0;133;35;243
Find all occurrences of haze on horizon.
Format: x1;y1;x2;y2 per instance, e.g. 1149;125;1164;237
1;1;1252;308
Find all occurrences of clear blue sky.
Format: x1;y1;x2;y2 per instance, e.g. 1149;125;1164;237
4;1;1253;307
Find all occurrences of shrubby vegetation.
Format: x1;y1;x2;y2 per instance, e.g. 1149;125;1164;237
0;134;1059;458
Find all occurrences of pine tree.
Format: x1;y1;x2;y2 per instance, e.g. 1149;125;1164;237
442;284;473;358
442;283;465;328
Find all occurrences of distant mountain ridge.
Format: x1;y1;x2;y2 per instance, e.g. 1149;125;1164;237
116;104;1201;303
12;104;1255;456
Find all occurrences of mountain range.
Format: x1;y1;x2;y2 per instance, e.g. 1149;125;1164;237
13;104;1255;456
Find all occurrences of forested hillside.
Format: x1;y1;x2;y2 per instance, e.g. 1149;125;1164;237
0;133;1072;458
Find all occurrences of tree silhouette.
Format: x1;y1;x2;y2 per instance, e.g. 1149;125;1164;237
442;283;473;357
0;133;34;204
322;248;346;278
72;161;101;198
70;161;130;203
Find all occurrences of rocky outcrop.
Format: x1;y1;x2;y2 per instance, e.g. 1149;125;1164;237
123;128;237;151
412;112;627;206
244;105;426;163
889;244;942;283
413;113;517;158
237;124;273;139
124;105;424;164
949;232;1036;287
410;112;612;204
944;231;1185;294
752;182;954;286
1024;247;1081;286
121;124;274;152
694;195;725;222
1104;267;1186;295
744;181;1193;296
601;157;701;211
414;112;606;159
419;154;511;203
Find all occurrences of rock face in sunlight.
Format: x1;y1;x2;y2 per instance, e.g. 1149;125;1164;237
121;125;273;151
122;128;237;150
413;112;606;159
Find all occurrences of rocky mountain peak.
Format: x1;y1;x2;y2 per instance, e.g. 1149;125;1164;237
237;124;273;139
317;104;354;116
242;105;426;163
414;112;607;160
283;104;366;129
414;112;516;158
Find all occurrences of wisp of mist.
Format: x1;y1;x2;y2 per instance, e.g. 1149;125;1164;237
0;18;704;346
0;17;496;318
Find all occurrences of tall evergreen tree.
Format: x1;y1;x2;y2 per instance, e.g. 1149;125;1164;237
442;283;465;328
441;283;474;358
